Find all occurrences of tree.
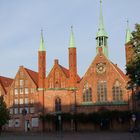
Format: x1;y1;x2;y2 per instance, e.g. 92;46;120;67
126;24;140;87
0;96;10;134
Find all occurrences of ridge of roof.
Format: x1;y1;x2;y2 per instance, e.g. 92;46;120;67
111;63;128;81
59;64;81;82
59;65;70;78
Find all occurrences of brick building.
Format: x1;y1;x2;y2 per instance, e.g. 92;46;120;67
0;1;135;132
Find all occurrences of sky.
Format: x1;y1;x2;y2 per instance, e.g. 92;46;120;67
0;0;140;78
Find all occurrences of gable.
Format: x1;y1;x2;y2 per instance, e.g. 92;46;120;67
46;62;69;88
79;52;128;91
9;66;38;91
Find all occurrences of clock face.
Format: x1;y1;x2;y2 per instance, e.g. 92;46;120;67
96;63;106;74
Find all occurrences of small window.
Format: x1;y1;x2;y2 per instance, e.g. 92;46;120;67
19;79;24;86
14;99;18;105
14;108;18;114
14;89;18;95
25;88;29;94
19;108;23;114
32;118;39;127
9;108;13;114
20;88;23;94
30;107;35;114
19;98;23;104
25;98;28;104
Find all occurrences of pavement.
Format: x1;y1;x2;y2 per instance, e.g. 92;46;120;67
0;131;140;140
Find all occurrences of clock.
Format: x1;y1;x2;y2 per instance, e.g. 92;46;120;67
96;63;106;74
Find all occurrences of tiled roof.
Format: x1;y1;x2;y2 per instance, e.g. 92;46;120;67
24;68;38;86
59;65;81;82
112;63;128;81
0;76;13;92
59;65;70;78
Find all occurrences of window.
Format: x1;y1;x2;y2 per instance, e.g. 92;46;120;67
19;79;24;86
25;98;28;104
25;88;29;94
112;80;123;101
14;99;18;105
14;108;18;114
20;108;23;114
14;89;18;95
20;88;23;94
9;108;13;114
9;119;14;127
30;107;35;114
55;98;61;112
82;82;92;102
97;81;107;102
15;119;20;127
25;107;29;114
30;99;34;104
32;118;39;127
19;98;23;104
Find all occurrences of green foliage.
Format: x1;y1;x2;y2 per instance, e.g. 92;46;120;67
0;96;10;127
126;24;140;87
43;110;132;124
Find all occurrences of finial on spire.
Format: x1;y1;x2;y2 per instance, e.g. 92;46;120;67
69;26;76;48
125;20;133;44
100;0;102;4
39;28;46;51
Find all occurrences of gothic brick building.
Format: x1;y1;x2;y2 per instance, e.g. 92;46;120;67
0;1;134;132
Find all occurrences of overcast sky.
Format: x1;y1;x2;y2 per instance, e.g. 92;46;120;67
0;0;140;78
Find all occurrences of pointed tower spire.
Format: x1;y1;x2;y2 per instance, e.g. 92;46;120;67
96;0;108;38
96;0;108;58
125;20;133;44
39;29;46;51
69;26;76;48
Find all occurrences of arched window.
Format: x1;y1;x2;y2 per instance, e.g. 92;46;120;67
97;81;107;102
55;98;61;112
82;83;92;102
112;80;123;101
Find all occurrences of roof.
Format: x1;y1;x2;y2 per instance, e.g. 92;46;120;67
0;76;13;92
59;65;69;78
24;68;38;86
112;63;128;81
59;64;81;82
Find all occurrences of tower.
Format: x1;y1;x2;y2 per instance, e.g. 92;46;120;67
38;30;46;89
68;26;77;88
38;30;46;131
125;20;133;63
96;0;108;58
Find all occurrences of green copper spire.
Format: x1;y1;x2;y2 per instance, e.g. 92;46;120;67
125;20;133;44
96;0;108;58
69;26;76;48
96;0;108;38
39;29;46;51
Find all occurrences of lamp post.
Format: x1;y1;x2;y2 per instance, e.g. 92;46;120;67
71;88;77;132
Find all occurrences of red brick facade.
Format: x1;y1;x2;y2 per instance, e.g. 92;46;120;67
0;30;136;132
125;42;134;63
